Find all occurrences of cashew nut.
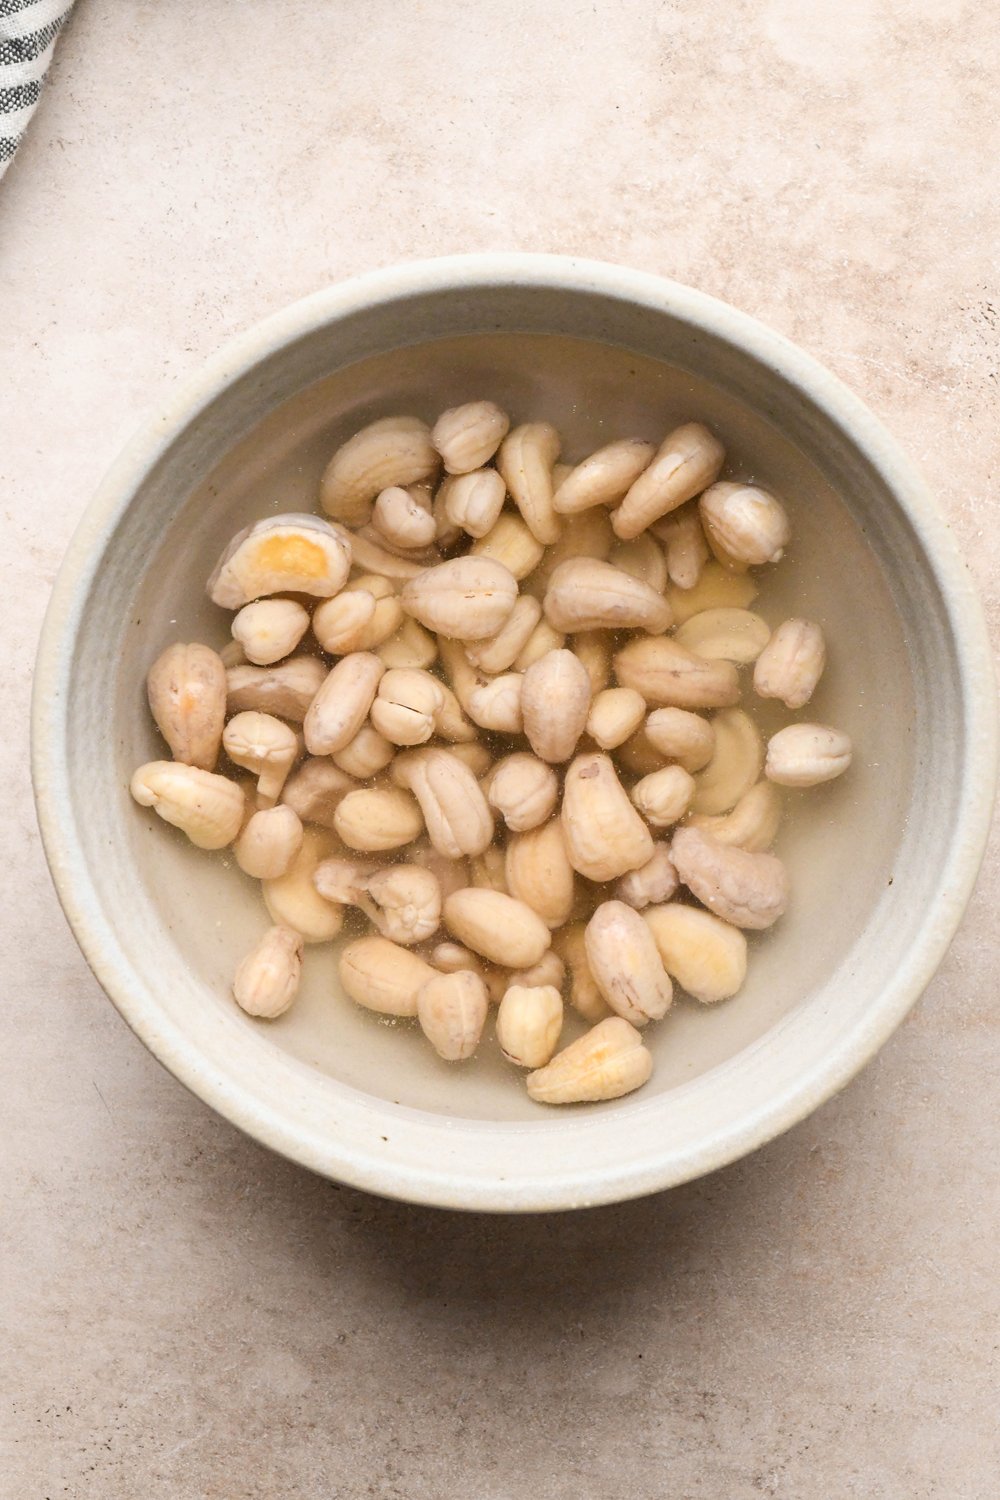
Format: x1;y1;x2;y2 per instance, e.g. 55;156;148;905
765;723;852;787
699;482;791;567
613;636;740;710
333;786;424;852
330;521;427;581
552;923;611;1023
644;707;716;772
753;618;826;709
513;617;566;670
609;533;669;594
561;752;654;882
675;607;771;665
376;615;438;671
401;556;519;640
357;864;442;945
653;502;709;589
432;401;510;473
312;575;404;655
496;421;562;544
439;467;507;539
226;656;327;722
665;561;758;625
614;844;679;909
465;594;542;675
222;711;300;804
371;485;436;552
331;723;396;780
262;827;344;942
312;855;379;905
443;887;551;968
231;600;310;667
339;935;437;1016
552;438;656;514
207;513;352;608
320;416;439;526
280;756;356;827
643;902;747;1003
670;825;789;929
302;652;384;756
497;984;564;1068
233;925;303;1019
526;1017;653;1104
234;804;304;879
466;672;523;734
506;950;566;992
690;708;763;816
543;558;672;634
444;741;493;778
573;629;613;695
130;761;245;850
521;648;592;764
147;642;227;771
584;901;673;1025
528;506;614;593
586;687;647;750
485;752;559;832
470;845;508;893
612;422;725;540
505;818;577;929
631;765;696;828
371;667;445;746
417;970;490;1060
393;747;494;859
688;779;783;852
470;511;546;580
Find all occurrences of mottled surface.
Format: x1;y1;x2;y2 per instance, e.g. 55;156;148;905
3;1;998;1495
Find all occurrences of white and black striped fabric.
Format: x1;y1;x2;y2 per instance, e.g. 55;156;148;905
1;0;74;179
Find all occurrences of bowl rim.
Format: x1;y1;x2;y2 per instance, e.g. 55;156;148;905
31;253;998;1211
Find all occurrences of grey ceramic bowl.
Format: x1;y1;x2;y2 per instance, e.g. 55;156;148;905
32;255;997;1211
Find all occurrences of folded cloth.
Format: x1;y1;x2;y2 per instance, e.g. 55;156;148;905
1;0;74;181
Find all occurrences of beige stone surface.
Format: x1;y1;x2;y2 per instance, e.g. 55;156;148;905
3;1;997;1494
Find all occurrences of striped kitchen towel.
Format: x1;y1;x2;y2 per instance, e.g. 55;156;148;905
1;0;74;180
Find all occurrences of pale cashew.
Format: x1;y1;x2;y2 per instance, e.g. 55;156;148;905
505;818;577;929
400;556;519;640
513;618;566;670
262;827;344;942
644;707;716;772
313;576;404;655
357;865;442;946
231;600;310;667
393;747;494;859
339;935;437;1016
432;484;463;550
666;561;758;625
320;416;439;526
371;485;436;551
699;482;791;567
222;711;300;804
552;923;611;1023
609;533;669;594
653;502;709;589
561;752;654;881
584;901;673;1025
691;708;763;816
687;780;783;852
234;804;304;879
631;765;696;828
753;618;826;709
147;642;227;770
417;970;490;1060
675;607;771;665
443;887;551;968
526;1017;653;1104
765;723;852;787
313;856;379;905
497;985;563;1068
506;950;566;992
670;825;789;929
465;595;542;675
432;401;510;473
586;687;647;750
612;422;725;540
207;513;352;607
614;844;679;909
233;925;303;1019
543;558;672;634
552;438;656;514
573;629;613;695
521;648;592;764
433;681;478;744
486;752;559;833
226;656;327;722
470;512;545;580
496;421;562;544
371;667;445;746
331;724;396;780
280;757;356;827
130;761;244;850
333;786;423;852
440;468;507;538
376;615;438;670
466;671;524;734
643;902;747;1003
527;506;613;592
302;652;384;755
330;521;427;581
613;636;740;710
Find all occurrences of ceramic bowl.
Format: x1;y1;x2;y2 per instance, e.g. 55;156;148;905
31;255;997;1211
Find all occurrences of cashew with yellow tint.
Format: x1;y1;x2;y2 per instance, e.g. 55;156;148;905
612;422;725;540
262;827;344;942
333;786;423;852
470;511;545;580
614;636;740;710
496;421;562;544
147;642;227;770
690;708;763;816
234;804;304;879
505;818;576;929
433;400;510;473
753;618;826;709
552;438;655;514
572;630;613;695
527;1017;653;1104
671;825;789;930
644;707;716;773
376;615;438;670
233;926;303;1019
699;482;791;567
401;556;519;640
561;752;654;882
130;761;245;850
320;416;439;526
497;985;564;1068
521;648;591;764
528;506;614;592
208;513;352;607
687;778;782;852
470;846;508;893
486;752;559;832
303;652;384;756
765;723;852;787
339;935;437;1016
417;970;490;1060
631;765;696;828
226;656;327;722
443;887;551;968
584;901;673;1025
543;558;672;634
553;923;611;1024
587;687;647;750
223;711;299;804
666;561;758;625
513;617;565;670
675;608;771;665
643;902;747;1003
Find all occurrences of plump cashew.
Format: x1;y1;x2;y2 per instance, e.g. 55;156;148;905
465;595;542;675
376;615;438;670
505;818;577;929
586;687;647;750
631;765;696;828
280;756;356;827
432;484;463;549
612;422;725;540
463;671;521;734
303;652;384;755
669;572;756;633
753;618;826;709
430;945;507;1004
231;600;310;667
439;468;507;539
233;925;303;1019
521;648;592;764
609;533;669;594
333;786;424;851
146;642;227;770
552;438;656;514
528;506;614;594
432;401;510;473
443;888;551;968
312;575;404;655
444;741;493;777
312;855;379;905
417;970;490;1060
339;935;437;1016
226;656;327;722
543;558;672;634
527;1016;653;1104
615;727;667;778
699;482;791;567
330;522;427;581
513;618;565;670
584;901;673;1025
207;513;352;608
643;902;747;1003
765;723;852;787
393;747;494;858
471;512;545;580
552;923;611;1023
401;556;519;640
691;708;762;816
497;985;563;1068
470;846;508;893
262;827;344;942
675;607;771;664
485;752;559;833
332;724;396;780
670;825;789;929
370;485;436;552
356;865;442;945
496;421;562;544
688;779;783;852
506;950;566;991
320;416;439;526
653;502;709;589
614;636;740;710
234;804;304;879
222;711;300;804
614;844;678;909
370;668;445;746
573;630;613;695
130;761;245;849
644;707;716;772
561;752;654;881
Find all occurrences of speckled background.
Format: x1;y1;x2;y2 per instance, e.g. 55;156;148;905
3;2;998;1495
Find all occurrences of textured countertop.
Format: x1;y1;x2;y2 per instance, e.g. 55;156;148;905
4;3;998;1495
